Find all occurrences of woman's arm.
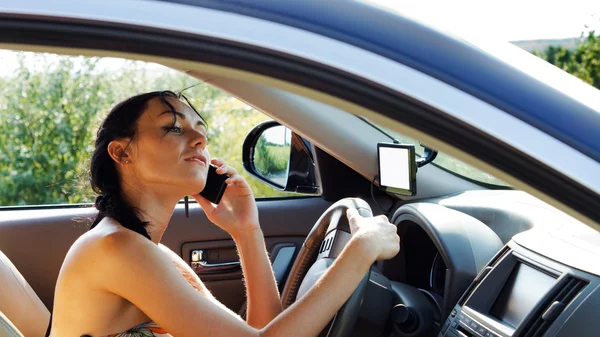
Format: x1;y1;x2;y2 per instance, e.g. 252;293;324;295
192;159;282;327
97;209;397;337
233;228;282;328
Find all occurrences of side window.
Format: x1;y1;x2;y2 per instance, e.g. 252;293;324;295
0;52;299;207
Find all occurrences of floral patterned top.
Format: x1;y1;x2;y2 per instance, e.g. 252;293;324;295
97;321;170;337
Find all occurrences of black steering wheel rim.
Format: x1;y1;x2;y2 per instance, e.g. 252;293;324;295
281;197;373;337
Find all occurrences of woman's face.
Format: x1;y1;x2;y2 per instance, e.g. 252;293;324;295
124;96;210;197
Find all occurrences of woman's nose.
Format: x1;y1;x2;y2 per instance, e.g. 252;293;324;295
189;130;207;149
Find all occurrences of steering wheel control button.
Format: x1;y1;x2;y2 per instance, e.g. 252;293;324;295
451;321;458;328
451;309;457;317
317;230;341;259
477;326;487;335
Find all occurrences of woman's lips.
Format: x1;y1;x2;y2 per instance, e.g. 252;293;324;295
185;157;206;165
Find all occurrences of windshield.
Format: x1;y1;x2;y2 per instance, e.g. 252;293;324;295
376;124;510;187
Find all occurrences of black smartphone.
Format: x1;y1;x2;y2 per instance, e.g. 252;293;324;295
200;164;228;204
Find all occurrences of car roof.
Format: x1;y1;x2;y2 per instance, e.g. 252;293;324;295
157;0;600;163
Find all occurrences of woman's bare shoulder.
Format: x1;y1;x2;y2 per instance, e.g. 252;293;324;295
63;220;165;280
72;219;142;251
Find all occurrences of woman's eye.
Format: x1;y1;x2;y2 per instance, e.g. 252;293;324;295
166;126;183;134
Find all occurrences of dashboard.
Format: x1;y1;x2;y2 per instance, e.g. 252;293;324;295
439;230;599;337
380;191;600;337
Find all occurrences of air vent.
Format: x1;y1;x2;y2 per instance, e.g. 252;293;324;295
489;246;511;267
522;276;588;337
459;247;511;305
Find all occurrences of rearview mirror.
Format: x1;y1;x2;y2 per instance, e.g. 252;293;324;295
243;121;319;194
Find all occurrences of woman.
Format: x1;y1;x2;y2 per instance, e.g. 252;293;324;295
49;91;400;337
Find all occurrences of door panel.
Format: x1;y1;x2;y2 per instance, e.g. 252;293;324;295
204;279;247;313
0;196;331;311
181;236;305;311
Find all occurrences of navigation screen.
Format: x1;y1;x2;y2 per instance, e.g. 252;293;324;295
377;143;416;196
490;263;556;328
379;146;411;190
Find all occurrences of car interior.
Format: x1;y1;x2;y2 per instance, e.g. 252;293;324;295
0;41;598;337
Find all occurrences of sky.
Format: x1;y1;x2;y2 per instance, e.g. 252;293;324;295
1;0;598;77
367;0;599;41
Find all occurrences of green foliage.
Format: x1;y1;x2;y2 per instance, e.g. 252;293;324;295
0;52;291;206
254;137;290;187
258;144;290;175
535;31;600;89
0;56;119;205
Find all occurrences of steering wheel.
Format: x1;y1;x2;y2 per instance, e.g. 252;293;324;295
281;197;374;337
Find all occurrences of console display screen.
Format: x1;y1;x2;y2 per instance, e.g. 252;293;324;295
490;263;556;328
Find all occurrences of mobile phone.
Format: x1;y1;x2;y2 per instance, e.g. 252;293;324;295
200;164;228;204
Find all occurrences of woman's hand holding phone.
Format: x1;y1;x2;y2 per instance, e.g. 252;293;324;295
192;158;260;238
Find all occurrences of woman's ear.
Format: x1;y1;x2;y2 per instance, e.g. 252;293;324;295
107;140;132;165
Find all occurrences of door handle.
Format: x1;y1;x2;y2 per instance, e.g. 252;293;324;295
191;249;241;274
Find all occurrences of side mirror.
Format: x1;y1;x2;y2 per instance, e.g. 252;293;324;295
243;121;319;194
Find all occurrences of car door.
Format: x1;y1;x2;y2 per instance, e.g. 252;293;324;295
2;197;334;312
1;0;600;323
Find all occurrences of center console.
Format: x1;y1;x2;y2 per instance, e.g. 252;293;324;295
438;238;596;337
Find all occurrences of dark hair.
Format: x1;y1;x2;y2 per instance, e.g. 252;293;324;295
90;90;206;239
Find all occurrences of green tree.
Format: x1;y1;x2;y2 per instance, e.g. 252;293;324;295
535;31;600;89
0;56;119;205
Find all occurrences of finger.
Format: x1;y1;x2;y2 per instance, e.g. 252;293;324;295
216;165;238;176
216;164;228;174
346;208;360;222
346;209;363;235
191;193;217;210
225;176;245;186
224;165;238;176
211;158;225;167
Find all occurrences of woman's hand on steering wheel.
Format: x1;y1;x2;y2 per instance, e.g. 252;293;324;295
346;209;400;261
192;158;260;238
